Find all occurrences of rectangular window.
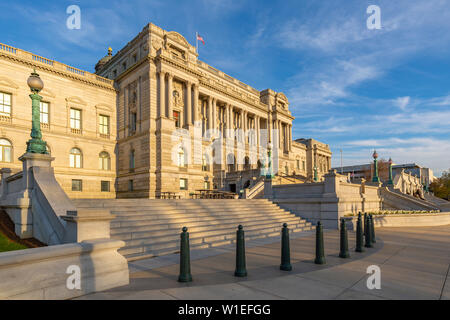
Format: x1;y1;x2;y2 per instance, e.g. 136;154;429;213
129;150;135;170
180;178;188;190
70;108;81;129
0;92;11;117
302;161;306;171
128;180;134;192
101;181;110;192
296;160;300;170
72;179;82;191
130;112;137;132
40;102;49;124
173;111;180;128
122;62;127;70
99;115;109;135
204;181;210;190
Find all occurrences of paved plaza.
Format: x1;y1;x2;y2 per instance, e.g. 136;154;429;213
77;225;450;300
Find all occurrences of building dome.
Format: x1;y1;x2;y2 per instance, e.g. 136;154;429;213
95;47;113;73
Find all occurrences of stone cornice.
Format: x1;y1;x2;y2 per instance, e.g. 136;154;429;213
0;52;116;92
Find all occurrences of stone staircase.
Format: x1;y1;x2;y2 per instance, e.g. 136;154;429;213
72;199;314;261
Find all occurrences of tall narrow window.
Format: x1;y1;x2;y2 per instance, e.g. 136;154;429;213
202;154;209;171
180;178;188;190
0;139;12;163
70;108;81;130
40;102;49;124
178;147;186;168
69;148;82;168
173;111;180;128
129;150;135;170
0;92;11;117
296;160;300;170
99;151;110;170
130;112;137;133
99;115;109;135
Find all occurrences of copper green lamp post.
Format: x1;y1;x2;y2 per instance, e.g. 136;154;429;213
388;157;393;185
265;142;273;179
26;69;48;154
313;166;318;182
371;150;380;183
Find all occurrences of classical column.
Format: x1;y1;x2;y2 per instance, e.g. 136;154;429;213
267;112;272;143
186;81;192;125
208;96;213;131
289;124;292;151
212;98;217;131
159;71;166;118
256;115;260;149
167;73;173;119
193;84;199;125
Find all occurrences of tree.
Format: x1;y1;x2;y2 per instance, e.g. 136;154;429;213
430;170;450;200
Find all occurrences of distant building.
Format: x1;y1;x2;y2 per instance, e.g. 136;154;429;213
332;162;435;186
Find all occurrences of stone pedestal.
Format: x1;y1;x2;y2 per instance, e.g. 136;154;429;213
61;209;114;243
264;177;273;199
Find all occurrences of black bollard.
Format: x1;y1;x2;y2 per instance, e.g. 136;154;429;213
370;214;376;243
364;214;373;248
339;218;350;258
355;213;365;252
234;225;247;277
363;212;367;236
178;227;192;282
314;221;326;264
280;223;292;271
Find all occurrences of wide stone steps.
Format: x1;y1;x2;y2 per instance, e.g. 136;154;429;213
113;217;307;240
72;199;313;261
120;224;314;261
111;214;303;233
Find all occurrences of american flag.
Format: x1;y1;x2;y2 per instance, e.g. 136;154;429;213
197;33;205;45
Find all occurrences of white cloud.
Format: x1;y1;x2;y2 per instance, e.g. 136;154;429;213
394;96;410;110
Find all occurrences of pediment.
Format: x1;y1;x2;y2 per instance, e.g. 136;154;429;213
0;76;19;90
66;96;87;106
276;92;289;103
95;103;113;112
40;88;56;98
165;31;190;48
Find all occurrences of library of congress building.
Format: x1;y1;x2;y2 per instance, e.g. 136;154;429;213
0;23;331;199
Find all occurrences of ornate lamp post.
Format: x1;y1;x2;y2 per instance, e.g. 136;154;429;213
372;150;380;183
26;69;48;154
266;142;273;179
388;157;393;185
313;166;318;182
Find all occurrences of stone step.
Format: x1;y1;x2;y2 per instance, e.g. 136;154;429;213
111;215;305;232
113;217;307;239
109;207;289;216
111;211;296;223
118;221;310;247
121;225;315;260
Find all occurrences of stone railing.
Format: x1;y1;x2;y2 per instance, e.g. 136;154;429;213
0;42;113;87
0;152;129;299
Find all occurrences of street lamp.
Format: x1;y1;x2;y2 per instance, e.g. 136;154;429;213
388;157;393;185
26;69;48;154
266;142;273;179
372;150;380;183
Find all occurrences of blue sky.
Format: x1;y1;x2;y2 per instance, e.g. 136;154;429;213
2;0;449;176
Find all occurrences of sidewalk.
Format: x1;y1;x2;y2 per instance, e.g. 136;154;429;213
77;225;450;300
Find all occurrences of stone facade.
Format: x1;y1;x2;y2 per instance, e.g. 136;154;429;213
0;44;116;199
0;23;331;199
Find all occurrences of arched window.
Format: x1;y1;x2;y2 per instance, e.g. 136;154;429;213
0;139;12;163
99;151;110;170
178;147;186;167
69;148;82;168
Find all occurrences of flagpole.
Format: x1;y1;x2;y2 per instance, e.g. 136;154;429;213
196;32;198;52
